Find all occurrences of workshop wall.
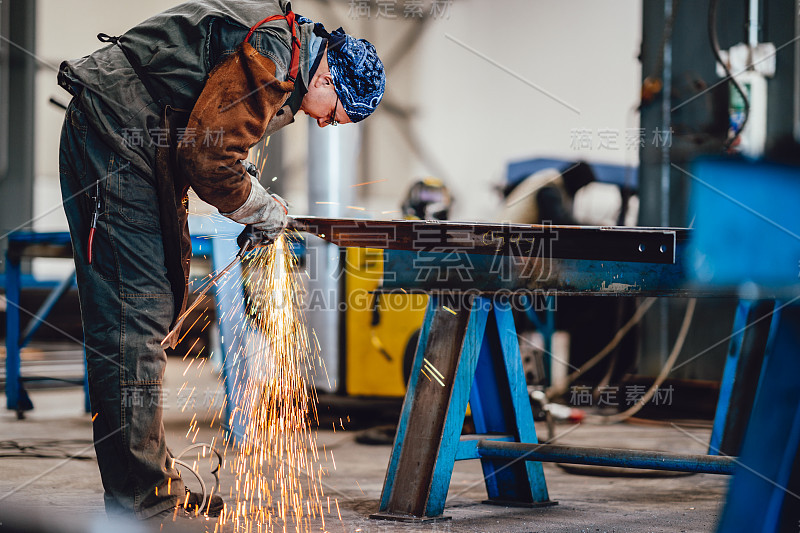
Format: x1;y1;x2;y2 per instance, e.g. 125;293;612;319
34;0;186;230
410;0;643;220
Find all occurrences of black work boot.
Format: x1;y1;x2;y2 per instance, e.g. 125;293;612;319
143;505;220;532
183;488;225;517
141;506;195;531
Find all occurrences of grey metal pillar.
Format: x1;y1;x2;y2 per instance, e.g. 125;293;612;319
656;0;674;372
0;0;35;266
638;0;781;382
306;120;361;392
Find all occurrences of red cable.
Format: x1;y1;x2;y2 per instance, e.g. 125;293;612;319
87;228;96;264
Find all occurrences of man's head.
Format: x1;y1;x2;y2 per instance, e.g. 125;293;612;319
300;29;385;128
300;49;351;127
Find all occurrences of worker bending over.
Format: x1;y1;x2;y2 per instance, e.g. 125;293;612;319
57;0;384;522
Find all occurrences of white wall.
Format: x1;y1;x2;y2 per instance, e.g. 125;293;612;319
32;0;642;275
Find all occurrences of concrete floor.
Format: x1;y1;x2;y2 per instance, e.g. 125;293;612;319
0;356;728;533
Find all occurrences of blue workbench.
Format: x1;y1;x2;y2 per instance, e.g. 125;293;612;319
3;231;87;416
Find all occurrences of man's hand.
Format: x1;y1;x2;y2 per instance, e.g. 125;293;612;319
222;170;289;240
244;189;289;240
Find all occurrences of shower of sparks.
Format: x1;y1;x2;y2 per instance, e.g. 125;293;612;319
420;367;432;383
177;240;334;530
225;235;327;532
175;146;343;531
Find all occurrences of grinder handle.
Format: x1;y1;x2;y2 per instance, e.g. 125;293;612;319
236;216;295;257
236;224;269;257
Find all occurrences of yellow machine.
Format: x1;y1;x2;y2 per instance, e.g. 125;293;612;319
344;247;427;397
344;177;451;397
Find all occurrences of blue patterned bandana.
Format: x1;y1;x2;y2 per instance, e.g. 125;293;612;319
326;28;385;123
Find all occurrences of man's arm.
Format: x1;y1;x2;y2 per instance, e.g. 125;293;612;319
177;42;294;214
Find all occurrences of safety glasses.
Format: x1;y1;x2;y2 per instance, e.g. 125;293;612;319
325;95;340;126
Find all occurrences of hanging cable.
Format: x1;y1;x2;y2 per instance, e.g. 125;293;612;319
709;0;750;151
585;298;697;425
546;297;658;400
173;443;223;515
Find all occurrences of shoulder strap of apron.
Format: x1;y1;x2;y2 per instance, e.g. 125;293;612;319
243;10;301;82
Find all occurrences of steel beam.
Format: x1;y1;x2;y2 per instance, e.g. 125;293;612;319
379;248;697;296
291;217;683;264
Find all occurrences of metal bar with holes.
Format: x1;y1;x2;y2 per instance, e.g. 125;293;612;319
291;216;682;264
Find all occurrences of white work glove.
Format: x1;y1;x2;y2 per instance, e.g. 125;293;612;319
222;171;289;240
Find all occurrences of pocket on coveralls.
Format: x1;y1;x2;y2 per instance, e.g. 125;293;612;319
65;104;119;282
115;160;161;229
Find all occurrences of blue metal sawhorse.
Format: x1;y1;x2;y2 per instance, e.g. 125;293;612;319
686;158;800;532
3;221;250;422
2;227;234;417
2;217;303;442
708;299;777;456
372;295;554;520
372;291;737;521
